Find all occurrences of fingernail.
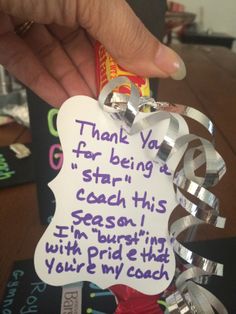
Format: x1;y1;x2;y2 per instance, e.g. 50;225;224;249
154;45;186;80
170;58;186;80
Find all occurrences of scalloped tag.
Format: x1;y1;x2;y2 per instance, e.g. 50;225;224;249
34;96;189;295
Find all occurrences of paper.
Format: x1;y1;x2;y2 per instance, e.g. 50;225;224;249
34;96;189;295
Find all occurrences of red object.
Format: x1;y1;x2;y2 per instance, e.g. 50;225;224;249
110;285;162;314
95;42;150;97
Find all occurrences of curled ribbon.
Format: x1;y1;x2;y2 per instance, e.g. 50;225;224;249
98;76;228;314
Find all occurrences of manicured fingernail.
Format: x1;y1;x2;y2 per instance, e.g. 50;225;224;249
170;57;186;80
154;44;186;80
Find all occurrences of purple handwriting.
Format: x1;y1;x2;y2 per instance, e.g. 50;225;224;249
140;246;170;263
71;210;136;229
76;188;126;208
132;191;167;214
45;118;173;282
53;225;88;240
101;262;169;281
45;255;169;281
92;228;167;251
102;262;124;280
71;139;172;181
72;140;102;161
109;147;153;178
46;219;170;280
75;120;129;145
45;256;97;274
144;234;166;249
159;164;171;176
140;130;160;150
127;263;169;281
46;240;82;256
82;167;128;187
87;244;123;265
92;228;141;246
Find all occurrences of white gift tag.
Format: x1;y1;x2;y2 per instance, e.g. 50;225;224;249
34;96;189;295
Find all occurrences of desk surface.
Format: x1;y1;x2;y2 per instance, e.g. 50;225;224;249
0;44;236;300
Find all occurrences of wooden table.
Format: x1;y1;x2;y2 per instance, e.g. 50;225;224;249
158;44;236;242
0;44;236;300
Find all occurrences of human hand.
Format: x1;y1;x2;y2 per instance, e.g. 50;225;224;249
0;0;186;107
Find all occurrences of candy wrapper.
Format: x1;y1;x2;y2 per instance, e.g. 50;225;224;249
95;42;150;98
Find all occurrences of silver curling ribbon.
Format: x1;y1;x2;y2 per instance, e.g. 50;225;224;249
98;77;228;314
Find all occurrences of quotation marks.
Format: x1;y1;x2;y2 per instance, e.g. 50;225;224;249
71;162;78;170
139;229;146;237
124;174;132;184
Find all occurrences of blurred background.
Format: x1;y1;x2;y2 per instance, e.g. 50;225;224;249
165;0;236;50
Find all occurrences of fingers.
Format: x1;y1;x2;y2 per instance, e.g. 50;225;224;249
0;12;96;106
48;25;97;96
0;0;78;27
0;15;68;107
77;0;186;80
0;0;186;82
24;24;95;98
0;0;61;24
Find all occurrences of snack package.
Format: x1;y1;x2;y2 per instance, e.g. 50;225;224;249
95;42;150;97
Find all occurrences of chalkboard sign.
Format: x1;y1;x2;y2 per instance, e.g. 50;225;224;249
0;259;117;314
0;259;61;314
27;91;61;224
0;144;34;189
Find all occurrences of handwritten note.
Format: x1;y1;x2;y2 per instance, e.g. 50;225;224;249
34;96;189;295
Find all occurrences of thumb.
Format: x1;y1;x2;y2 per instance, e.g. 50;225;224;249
78;0;186;80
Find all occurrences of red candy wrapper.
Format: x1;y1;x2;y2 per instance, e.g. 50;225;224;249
95;42;162;314
111;285;162;314
95;42;150;98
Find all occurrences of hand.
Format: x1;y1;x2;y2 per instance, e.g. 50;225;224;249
0;0;186;107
